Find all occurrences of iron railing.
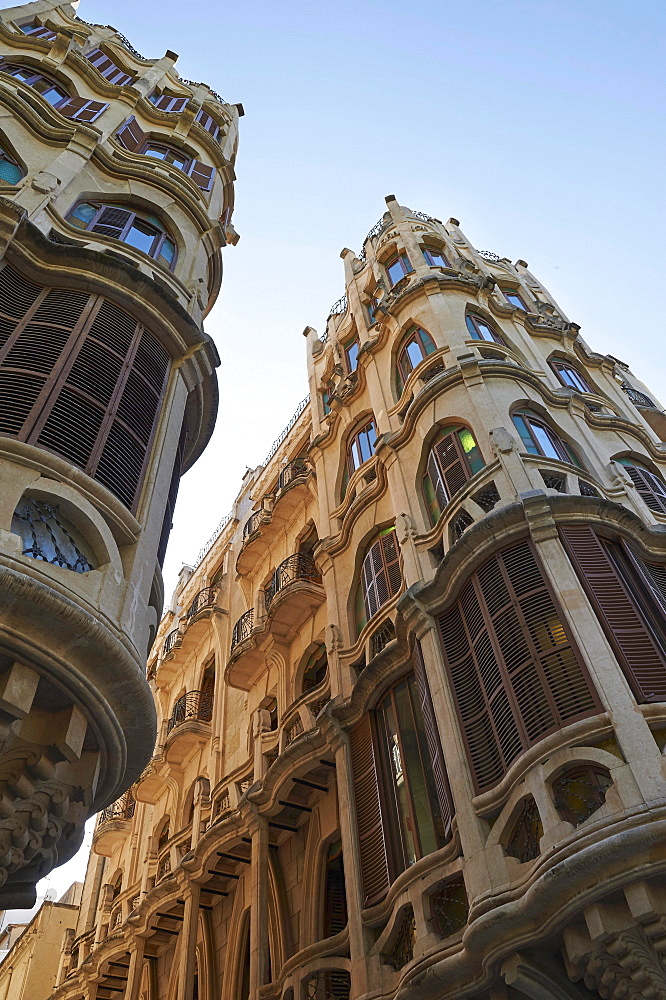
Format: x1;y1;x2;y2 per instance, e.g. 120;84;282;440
264;553;321;611
179;78;225;103
99;791;135;825
195;511;233;566
231;609;254;650
328;294;347;318
364;216;389;243
163;629;182;656
276;458;309;494
185;587;216;618
263;396;310;466
166;689;213;734
243;510;263;540
476;249;502;262
622;384;656;408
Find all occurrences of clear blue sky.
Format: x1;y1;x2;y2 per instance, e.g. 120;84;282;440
14;0;664;907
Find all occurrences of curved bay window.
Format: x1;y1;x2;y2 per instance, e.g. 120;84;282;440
466;312;503;343
11;498;97;573
423;425;484;525
438;539;600;792
0;63;109;122
616;457;666;514
551;359;592;393
116;117;215;191
68;202;176;269
349;646;453;905
512;410;580;466
396;326;436;394
385;252;413;287
355;526;401;635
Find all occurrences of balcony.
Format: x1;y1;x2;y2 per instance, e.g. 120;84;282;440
163;628;183;657
621;382;666;438
185;586;217;619
164;689;213;765
264;553;320;609
264;552;325;637
93;790;136;855
231;608;255;651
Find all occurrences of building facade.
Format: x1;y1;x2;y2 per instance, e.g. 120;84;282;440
51;197;666;1000
0;0;240;907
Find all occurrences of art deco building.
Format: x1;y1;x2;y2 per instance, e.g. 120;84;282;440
50;197;666;1000
0;0;240;907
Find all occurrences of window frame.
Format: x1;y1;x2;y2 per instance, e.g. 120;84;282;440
67;201;177;269
344;335;360;374
502;288;528;311
550;359;592;394
422;245;449;268
465;312;504;344
512;410;580;466
346;418;377;479
396;326;436;392
385;252;413;287
149;92;189;113
422;424;485;525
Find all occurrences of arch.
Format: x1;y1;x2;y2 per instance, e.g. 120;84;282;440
296;640;328;697
419;421;485;527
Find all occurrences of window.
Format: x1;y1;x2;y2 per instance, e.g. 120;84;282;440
68;202;177;268
196;108;222;141
322;839;347;938
465;313;503;343
505;798;542;862
11;498;97;572
149;92;188;113
86;48;133;86
344;336;360;373
422;425;484;525
157;819;170;851
19;22;56;40
366;296;379;325
349;646;453;904
355;526;401;634
502;288;527;310
385;253;413;287
321;388;332;415
512;410;580;466
0;63;108;120
422;245;449;268
302;644;328;692
0;144;23;184
438;539;599;792
551;360;591;393
346;419;377;476
397;326;436;393
616;458;666;514
552;765;612;826
115;119;216;191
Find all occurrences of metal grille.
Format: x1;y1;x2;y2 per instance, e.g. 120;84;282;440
420;361;446;383
231;609;254;649
450;509;474;541
540;471;567;493
622;383;655;408
276;458;309;493
99;790;135;824
429;877;469;938
472;482;500;512
264;553;321;610
365;216;389;242
382;908;416;970
305;970;351;1000
167;689;213;733
371;619;396;658
506;797;542;863
552;765;612;826
476;249;501;261
185;587;216;617
11;498;95;572
578;479;600;497
328;294;347;317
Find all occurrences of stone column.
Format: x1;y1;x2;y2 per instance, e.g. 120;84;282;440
248;811;270;995
176;883;201;1000
124;935;146;1000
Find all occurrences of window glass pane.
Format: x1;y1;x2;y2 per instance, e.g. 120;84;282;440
380;691;418;866
531;422;560;460
477;320;496;341
420;329;436;355
350;439;362;470
125;220;157;254
359;429;372;463
405;339;424;370
69;202;97;228
395;678;442;857
40;84;66;105
166;151;188;169
387;258;404;285
457;429;484;475
423;473;440;525
505;291;526;310
512;414;539;454
0;157;22;184
158;239;175;266
12;68;34;82
144;146;167;159
345;340;359;372
367;422;377;451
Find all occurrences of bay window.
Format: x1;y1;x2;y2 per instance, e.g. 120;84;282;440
68;202;177;268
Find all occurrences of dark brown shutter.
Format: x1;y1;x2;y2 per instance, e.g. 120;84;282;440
433;431;469;498
349;714;390;906
154;95;188;113
116;116;146;150
90;207;133;239
86;48;132;86
187;159;215;190
438;539;599;792
625;465;666;514
412;642;454;840
58;98;108;122
560;525;666;702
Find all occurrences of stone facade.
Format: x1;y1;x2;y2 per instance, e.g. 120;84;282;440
0;1;239;906
50;197;666;1000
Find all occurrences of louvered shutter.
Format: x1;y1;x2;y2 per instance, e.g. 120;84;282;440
412;643;454;841
433;432;469;498
361;530;402;622
439;539;599;792
361;547;379;620
196;110;220;139
90;207;133;240
427;450;448;512
86;48;133;86
154;95;188;113
381;530;402;599
323;849;347;937
116;116;146;151
58;98;108;122
24;24;56;39
625;465;666;514
349;714;390;906
187;159;215;190
560;524;666;702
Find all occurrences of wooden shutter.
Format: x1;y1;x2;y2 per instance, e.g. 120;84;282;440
154;95;188;113
560;524;666;702
323;845;347;937
361;529;401;622
412;642;454;840
625;465;666;514
349;714;390;906
433;431;469;498
187;159;215;190
196;110;220;139
438;539;599;792
427;450;448;511
25;24;56;40
90;207;133;239
86;48;133;86
58;98;108;122
115;116;146;151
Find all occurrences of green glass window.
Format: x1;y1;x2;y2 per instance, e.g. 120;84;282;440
0;147;23;184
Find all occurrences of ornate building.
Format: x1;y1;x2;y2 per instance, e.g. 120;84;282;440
50;196;666;1000
0;0;240;907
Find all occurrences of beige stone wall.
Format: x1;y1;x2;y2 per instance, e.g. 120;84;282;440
0;899;80;999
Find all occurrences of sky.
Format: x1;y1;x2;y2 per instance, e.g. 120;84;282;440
6;0;664;913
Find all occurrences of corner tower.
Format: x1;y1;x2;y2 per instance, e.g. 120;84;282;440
0;0;240;905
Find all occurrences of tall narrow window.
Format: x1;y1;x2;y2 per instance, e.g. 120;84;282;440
355;526;401;634
396;327;436;393
616;458;666;514
438;539;600;791
385;253;413;287
302;643;328;692
551;360;591;393
422;425;484;525
346;419;377;478
512;410;580;466
344;336;360;373
466;313;503;343
322;839;347;938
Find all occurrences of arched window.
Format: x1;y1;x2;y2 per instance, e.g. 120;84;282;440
349;645;454;905
342;418;377;499
396;327;436;393
465;312;503;343
110;872;123;900
68;202;177;268
512;410;580;466
11;497;97;573
157;819;170;851
438;539;600;792
422;425;484;525
355;526;401;634
616;457;666;514
322;838;347;938
0;63;108;121
0;143;23;184
385;252;413;287
115;118;215;191
302;643;328;693
550;359;592;393
552;765;612;826
422;245;449;268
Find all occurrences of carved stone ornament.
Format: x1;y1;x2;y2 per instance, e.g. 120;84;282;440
568;927;666;1000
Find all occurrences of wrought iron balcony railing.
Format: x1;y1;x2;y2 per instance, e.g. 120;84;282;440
99;790;136;825
328;294;347;318
264;553;321;611
622;383;656;408
276;458;309;494
231;608;254;650
163;628;182;656
185;587;216;618
166;689;213;734
243;510;263;540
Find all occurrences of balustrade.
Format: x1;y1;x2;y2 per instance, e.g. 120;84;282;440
231;608;254;649
166;689;213;734
264;553;320;611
